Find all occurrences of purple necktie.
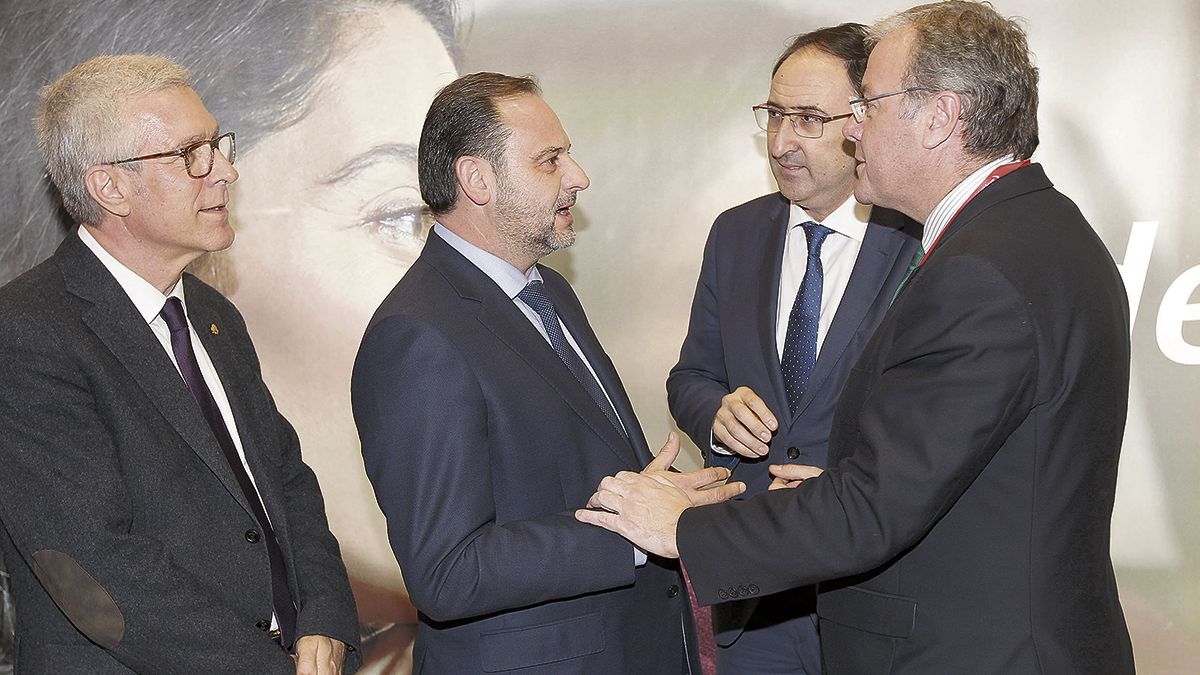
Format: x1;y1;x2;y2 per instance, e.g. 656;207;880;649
160;297;297;649
780;222;832;416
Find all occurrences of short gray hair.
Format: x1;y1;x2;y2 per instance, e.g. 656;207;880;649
36;54;190;226
869;1;1039;160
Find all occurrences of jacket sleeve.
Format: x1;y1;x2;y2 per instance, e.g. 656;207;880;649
222;299;362;669
678;254;1039;602
352;314;638;623
666;220;738;467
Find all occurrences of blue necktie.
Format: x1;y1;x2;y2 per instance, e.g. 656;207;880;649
160;297;298;650
780;222;832;416
517;281;624;434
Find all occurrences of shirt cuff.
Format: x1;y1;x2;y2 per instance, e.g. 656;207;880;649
710;431;733;455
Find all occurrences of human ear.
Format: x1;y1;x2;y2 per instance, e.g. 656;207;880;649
84;165;132;218
923;91;962;150
455;156;494;207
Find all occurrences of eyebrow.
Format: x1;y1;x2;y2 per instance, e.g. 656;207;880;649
764;101;828;114
174;127;221;148
531;145;565;162
320;143;419;185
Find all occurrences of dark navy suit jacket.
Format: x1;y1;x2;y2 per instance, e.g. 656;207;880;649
667;192;920;645
353;232;696;673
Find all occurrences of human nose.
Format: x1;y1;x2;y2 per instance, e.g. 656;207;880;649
564;155;589;192
208;147;238;184
769;119;803;157
843;113;863;144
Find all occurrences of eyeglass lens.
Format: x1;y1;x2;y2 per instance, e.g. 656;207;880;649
186;134;235;177
753;108;824;138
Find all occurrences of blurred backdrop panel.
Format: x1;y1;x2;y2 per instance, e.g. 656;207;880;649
1;1;1196;672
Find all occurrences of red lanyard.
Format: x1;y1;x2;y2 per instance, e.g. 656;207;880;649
918;160;1031;266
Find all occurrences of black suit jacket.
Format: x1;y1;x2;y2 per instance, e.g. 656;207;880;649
668;193;919;644
352;232;695;674
0;233;359;673
677;165;1135;673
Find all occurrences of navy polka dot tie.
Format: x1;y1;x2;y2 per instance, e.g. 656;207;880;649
780;222;832;416
517;280;624;434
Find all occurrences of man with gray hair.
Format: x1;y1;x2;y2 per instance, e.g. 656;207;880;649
577;2;1135;672
0;54;359;673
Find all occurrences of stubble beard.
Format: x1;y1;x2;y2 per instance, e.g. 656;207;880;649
494;181;576;261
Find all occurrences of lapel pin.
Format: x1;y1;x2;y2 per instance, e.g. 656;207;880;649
210;323;220;335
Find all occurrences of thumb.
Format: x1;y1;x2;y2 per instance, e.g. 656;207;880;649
645;431;680;473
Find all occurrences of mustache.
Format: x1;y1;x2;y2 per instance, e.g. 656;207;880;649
555;194;578;210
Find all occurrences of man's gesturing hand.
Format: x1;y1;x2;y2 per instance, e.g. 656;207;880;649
575;433;745;557
712;386;778;457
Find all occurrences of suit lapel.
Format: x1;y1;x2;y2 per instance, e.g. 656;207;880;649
544;278;652;465
186;283;273;523
920;164;1049;268
790;217;908;418
424;235;643;469
58;237;254;517
755;199;791;420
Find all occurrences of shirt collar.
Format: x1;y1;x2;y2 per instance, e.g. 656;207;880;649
922;154;1015;252
788;194;870;242
77;226;184;324
432;223;542;299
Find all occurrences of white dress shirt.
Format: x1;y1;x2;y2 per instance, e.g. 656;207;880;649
776;195;872;361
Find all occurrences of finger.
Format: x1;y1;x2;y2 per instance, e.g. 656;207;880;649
314;638;332;675
645;432;680;473
768;464;824;482
691;481;746;505
768;477;790;490
590;485;630;514
294;637;318;675
727;418;770;456
586;491;619;513
713;420;767;458
668;466;732;490
738;387;779;432
730;399;773;444
575;507;625;534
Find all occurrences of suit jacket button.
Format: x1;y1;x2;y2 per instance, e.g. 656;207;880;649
717;589;728;600
786;447;800;460
667;584;680;598
245;529;260;544
738;585;749;597
255;619;270;631
726;586;737;597
748;584;760;595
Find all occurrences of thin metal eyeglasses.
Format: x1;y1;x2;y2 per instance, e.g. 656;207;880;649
108;132;236;178
848;87;935;122
752;105;853;139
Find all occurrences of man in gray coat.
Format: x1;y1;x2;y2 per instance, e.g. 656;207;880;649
0;55;359;673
